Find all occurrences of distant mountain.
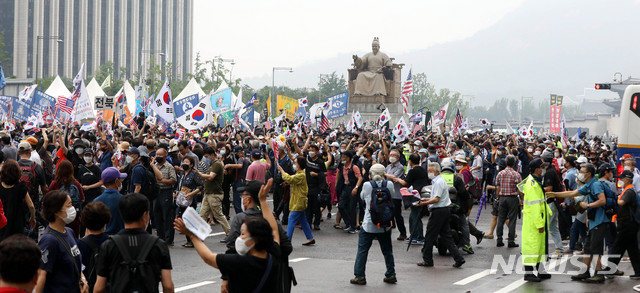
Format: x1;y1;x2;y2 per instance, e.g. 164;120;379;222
244;0;637;105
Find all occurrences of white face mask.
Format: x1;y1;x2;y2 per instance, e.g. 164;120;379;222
341;160;347;165
497;151;503;156
60;206;76;224
293;164;298;172
308;151;316;158
389;157;398;163
541;169;547;177
84;156;92;164
625;166;632;171
220;150;226;156
577;173;587;183
126;156;134;164
528;148;534;153
555;153;561;158
455;165;463;171
533;151;541;156
428;172;435;180
235;236;255;256
75;147;84;154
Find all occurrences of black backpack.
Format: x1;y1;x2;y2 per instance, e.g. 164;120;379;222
136;165;160;200
108;234;159;293
369;181;394;228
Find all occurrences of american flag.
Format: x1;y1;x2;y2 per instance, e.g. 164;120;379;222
452;108;463;136
129;117;138;130
56;95;75;116
176;127;186;138
401;69;413;114
320;112;330;132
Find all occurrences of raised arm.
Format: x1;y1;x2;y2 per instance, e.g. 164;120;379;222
259;179;279;244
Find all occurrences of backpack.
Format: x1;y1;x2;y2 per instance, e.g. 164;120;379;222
19;162;38;204
136;165;160;201
368;181;394;228
108;234;159;293
60;183;82;214
78;236;101;290
599;181;618;218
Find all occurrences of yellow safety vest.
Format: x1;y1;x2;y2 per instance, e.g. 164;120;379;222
442;172;455;187
519;174;552;266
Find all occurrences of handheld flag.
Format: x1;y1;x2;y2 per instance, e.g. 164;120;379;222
408;110;423;123
393;116;410;143
432;102;449;127
0;66;6;91
401;68;413;115
298;97;308;108
150;79;175;122
320;112;330;132
244;94;258;109
378;108;391;128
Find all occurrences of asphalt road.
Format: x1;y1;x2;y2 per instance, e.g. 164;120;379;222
166;199;640;293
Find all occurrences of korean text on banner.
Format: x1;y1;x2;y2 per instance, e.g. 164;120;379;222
173;93;200;118
94;96;116;111
276;95;298;120
31;90;56;115
12;97;31;122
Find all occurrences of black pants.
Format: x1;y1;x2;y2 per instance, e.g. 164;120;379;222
338;185;357;229
422;207;464;263
609;221;640;275
222;177;232;218
154;189;176;244
273;183;284;218
392;198;406;236
306;188;321;226
496;196;519;242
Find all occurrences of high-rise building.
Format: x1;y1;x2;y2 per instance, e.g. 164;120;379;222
0;0;193;81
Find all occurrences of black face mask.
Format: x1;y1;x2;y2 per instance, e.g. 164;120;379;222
156;157;165;164
46;145;56;153
182;164;190;171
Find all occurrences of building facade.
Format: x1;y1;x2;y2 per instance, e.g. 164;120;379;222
0;0;193;81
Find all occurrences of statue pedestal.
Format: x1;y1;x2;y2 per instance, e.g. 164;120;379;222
347;102;408;129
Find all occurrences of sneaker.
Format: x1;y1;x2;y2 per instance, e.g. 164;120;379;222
538;273;552;280
383;275;397;284
552;249;563;257
584;273;605;283
462;245;474;254
417;261;433;267
630;274;640;280
397;234;407;241
343;226;351;231
453;259;466;268
496;241;505;247
563;249;573;255
508;242;519;248
313;225;321;231
571;271;591;281
604;269;624;279
350;277;366;285
524;274;541;282
484;234;494;239
348;228;357;234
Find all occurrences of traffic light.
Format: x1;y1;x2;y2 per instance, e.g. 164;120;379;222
630;93;640;118
595;83;611;90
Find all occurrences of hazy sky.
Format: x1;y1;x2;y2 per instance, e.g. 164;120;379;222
193;0;526;85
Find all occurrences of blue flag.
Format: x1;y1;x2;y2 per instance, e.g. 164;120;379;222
0;96;12;116
244;94;257;109
31;90;56;116
211;88;232;114
325;92;349;119
242;106;255;129
0;66;5;91
12;97;31;122
173;93;199;118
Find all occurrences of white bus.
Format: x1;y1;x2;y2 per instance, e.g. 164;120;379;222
617;85;640;163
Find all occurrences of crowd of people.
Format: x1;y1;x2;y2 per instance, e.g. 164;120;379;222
0;116;637;291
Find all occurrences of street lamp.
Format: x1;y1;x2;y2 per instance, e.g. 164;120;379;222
271;67;293;117
318;73;330;102
212;57;234;86
35;36;63;85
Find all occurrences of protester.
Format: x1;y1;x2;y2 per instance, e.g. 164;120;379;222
0;160;35;242
0;234;41;293
278;157;315;246
48;160;85;238
93;167;126;234
77;202;111;292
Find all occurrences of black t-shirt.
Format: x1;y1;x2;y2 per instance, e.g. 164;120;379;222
543;166;563;203
617;188;638;222
305;156;326;187
216;242;281;293
95;228;172;292
0;183;28;241
405;165;430;193
77;164;103;202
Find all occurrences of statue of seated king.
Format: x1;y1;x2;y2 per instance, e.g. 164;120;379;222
352;37;392;97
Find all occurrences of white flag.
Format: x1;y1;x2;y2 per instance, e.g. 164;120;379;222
378;108;391;127
506;121;515;134
150;79;175;122
392;116;410;143
19;85;37;101
432;102;449;126
71;64;95;122
177;95;212;130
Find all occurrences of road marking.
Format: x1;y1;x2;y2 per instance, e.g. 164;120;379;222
494;279;526;293
454;269;496;285
290;257;310;263
208;232;226;237
174;280;216;292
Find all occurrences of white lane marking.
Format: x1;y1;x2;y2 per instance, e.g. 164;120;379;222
454;269;497;285
494;279;526;293
546;256;569;271
174;280;216;292
208;232;226;237
290;257;310;263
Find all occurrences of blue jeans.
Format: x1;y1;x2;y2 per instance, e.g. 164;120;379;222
286;211;314;240
354;229;395;278
548;203;563;250
569;219;587;250
154;189;176;244
232;180;246;214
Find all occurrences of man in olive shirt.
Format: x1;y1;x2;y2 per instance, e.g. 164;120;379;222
198;148;230;236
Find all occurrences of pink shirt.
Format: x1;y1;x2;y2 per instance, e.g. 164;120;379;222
246;161;270;183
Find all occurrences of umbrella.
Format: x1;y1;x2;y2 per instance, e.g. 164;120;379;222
475;192;487;225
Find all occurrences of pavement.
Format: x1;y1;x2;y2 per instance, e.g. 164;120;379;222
165;199;640;293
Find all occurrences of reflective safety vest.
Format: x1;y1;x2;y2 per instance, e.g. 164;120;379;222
442;172;455;187
519;174;552;266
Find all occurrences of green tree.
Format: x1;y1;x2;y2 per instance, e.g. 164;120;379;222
410;73;467;120
0;32;11;75
316;71;347;104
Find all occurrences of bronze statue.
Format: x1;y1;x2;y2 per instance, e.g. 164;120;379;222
352;37;392;96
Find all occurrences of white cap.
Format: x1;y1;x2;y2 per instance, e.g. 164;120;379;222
576;156;589;164
330;142;340;147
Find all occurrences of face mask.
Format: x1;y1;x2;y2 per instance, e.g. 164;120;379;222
235;236;255;256
455;165;462;171
126;156;134;164
341;160;347;165
340;149;346;153
75;147;84;154
84;157;92;164
293;164;298;172
389;157;398;163
428;172;435;180
117;181;123;192
528;148;533;153
555;153;560;158
624;166;632;171
577;173;587;183
156;157;165;164
533;151;541;156
220;150;226;156
541;169;547;177
308;151;316;158
497;151;503;156
182;164;190;171
60;207;76;224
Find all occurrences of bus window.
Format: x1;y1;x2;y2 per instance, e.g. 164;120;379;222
631;93;640;119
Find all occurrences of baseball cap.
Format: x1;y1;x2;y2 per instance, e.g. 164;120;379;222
26;137;38;146
576;156;589;165
128;147;140;155
330;142;340;148
251;149;261;159
418;148;428;153
529;158;549;171
83;149;94;155
101;167;127;183
597;163;612;173
620;170;634;180
237;180;263;203
18;141;32;151
234;145;244;152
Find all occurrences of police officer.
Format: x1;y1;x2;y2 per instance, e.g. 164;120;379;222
521;159;552;282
